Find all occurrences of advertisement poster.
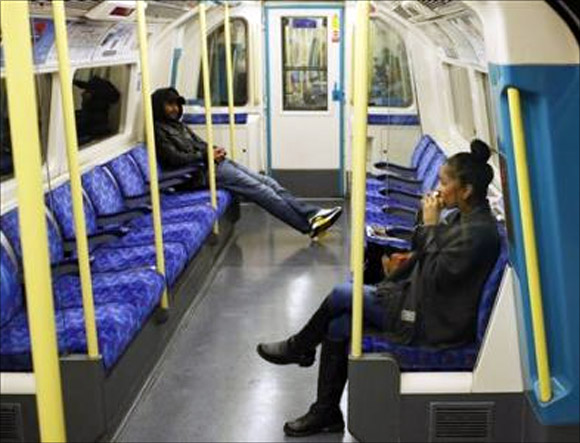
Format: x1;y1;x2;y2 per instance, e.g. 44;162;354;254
1;18;55;68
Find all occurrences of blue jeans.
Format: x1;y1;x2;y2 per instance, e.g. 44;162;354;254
327;283;387;341
216;159;320;233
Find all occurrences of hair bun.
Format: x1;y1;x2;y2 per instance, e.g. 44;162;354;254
470;139;491;163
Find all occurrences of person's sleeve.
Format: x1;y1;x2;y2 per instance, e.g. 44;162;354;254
185;126;209;157
416;225;484;287
155;128;205;168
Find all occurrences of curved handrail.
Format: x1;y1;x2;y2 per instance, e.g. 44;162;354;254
506;87;552;402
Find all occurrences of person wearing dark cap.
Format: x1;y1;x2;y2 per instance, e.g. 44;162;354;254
151;87;342;239
257;139;500;437
74;75;120;144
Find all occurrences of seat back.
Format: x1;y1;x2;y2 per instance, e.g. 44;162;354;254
128;144;153;182
476;225;509;344
420;153;447;193
81;166;127;216
0;235;23;328
106;153;149;198
45;183;100;240
410;135;434;169
416;142;441;181
0;208;66;265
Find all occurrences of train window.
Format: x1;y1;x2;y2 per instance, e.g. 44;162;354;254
369;20;413;108
281;16;328;111
478;72;500;169
1;75;51;183
197;18;248;107
446;63;476;141
72;65;130;148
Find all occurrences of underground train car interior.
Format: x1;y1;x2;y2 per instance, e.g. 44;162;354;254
0;1;578;442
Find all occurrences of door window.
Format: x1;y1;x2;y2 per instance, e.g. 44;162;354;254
281;17;328;111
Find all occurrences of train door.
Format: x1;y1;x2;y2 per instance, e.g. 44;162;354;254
266;7;344;197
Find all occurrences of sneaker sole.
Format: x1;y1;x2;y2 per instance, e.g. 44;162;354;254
256;345;315;367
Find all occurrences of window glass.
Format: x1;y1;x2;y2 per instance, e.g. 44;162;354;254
73;65;130;148
447;64;476;140
369;20;414;108
281;17;328;111
1;75;51;182
479;72;499;169
197;18;248;107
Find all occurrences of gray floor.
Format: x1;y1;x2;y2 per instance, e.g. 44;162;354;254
116;202;357;443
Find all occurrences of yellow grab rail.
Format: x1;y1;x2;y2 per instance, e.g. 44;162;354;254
52;0;100;360
1;2;67;441
507;88;552;402
350;0;371;359
224;2;237;162
199;2;219;234
136;2;169;309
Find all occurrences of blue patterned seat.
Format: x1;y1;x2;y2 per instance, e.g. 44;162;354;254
362;227;509;371
80;167;214;258
119;147;233;216
1;211;168;315
44;181;190;282
1;302;142;371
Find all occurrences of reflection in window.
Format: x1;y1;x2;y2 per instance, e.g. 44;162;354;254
282;17;328;111
198;18;248;106
73;65;129;148
369;20;413;108
447;64;476;141
1;75;51;182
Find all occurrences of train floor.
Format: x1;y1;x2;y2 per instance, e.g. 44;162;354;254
116;201;357;442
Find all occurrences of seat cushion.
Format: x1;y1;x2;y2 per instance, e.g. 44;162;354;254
112;221;212;259
0;302;141;371
91;243;188;286
160;189;232;216
53;269;165;323
361;336;479;371
129;204;217;229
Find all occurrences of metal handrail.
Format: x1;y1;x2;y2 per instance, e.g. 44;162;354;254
136;2;169;309
507;87;552;402
52;0;100;359
199;2;220;234
350;1;371;359
1;2;67;440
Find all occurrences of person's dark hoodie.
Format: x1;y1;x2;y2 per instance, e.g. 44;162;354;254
151;87;209;169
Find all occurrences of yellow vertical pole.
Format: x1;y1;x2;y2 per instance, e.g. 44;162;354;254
350;0;371;359
224;2;237;161
136;2;169;309
507;88;552;402
200;2;219;234
52;0;100;360
1;2;67;441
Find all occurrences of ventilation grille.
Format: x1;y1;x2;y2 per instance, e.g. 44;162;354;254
0;404;24;443
429;402;494;442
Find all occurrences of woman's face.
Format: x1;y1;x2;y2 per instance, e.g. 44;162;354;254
164;100;181;120
436;163;466;209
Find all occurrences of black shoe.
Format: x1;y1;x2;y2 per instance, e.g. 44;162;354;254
256;338;315;367
283;405;345;437
309;207;343;239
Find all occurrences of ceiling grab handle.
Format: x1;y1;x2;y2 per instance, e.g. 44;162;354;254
350;0;371;359
1;2;67;441
507;87;552;403
136;2;170;309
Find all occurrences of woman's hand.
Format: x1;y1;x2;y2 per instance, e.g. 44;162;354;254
382;252;413;276
421;191;444;226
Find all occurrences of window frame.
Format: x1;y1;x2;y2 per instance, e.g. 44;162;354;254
196;17;250;108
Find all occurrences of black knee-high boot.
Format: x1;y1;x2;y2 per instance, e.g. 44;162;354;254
257;297;332;367
283;338;348;437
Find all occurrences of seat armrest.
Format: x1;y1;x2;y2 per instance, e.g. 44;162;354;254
96;206;151;228
52;255;95;277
